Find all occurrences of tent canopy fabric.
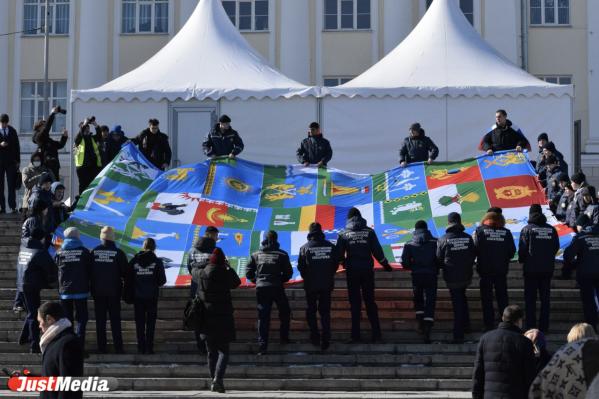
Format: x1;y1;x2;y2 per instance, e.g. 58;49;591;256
324;0;573;99
71;0;317;102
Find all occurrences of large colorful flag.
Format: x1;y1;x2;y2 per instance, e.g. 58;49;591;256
56;144;574;286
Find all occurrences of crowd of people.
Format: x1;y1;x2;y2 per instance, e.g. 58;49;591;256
4;106;599;395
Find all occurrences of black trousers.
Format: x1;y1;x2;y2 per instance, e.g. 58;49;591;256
0;159;17;211
76;166;99;195
346;268;381;340
305;290;332;343
524;274;552;332
134;297;158;352
449;287;470;340
412;274;438;322
479;274;509;330
205;336;230;382
189;281;205;352
60;298;88;350
256;286;291;348
94;295;123;352
20;288;41;351
14;290;26;309
577;276;599;331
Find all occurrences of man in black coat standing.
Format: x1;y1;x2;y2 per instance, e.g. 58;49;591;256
436;212;476;344
132;119;172;170
399;123;439;167
336;207;392;343
296;122;333;167
38;301;84;399
518;205;560;332
202;115;244;159
32;106;68;181
479;109;530;155
472;305;536;399
246;230;293;355
0;113;20;213
91;227;128;354
297;223;339;350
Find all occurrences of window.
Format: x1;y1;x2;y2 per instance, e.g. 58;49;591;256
537;75;572;85
426;0;474;25
122;0;169;34
323;77;354;86
530;0;569;25
20;81;67;133
23;0;70;35
324;0;370;30
222;0;269;31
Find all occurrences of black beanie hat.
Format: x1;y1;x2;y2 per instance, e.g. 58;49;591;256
529;204;543;215
219;114;231;123
309;122;320;129
309;222;322;235
542;141;557;152
576;214;591;228
487;207;503;214
448;212;461;225
410;123;421;132
537;133;549;142
347;207;361;219
571;171;586;185
415;220;428;229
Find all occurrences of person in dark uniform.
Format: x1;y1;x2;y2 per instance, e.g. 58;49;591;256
436;212;476;344
125;238;166;354
91;226;128;354
566;171;589;228
103;125;128;164
194;248;241;394
246;230;293;355
473;210;516;331
297;222;339;350
399;123;439;166
54;227;92;352
336;207;392;343
401;220;439;343
132;119;172;170
202;115;244;159
32;106;68;181
186;226;220;353
479;109;530;155
581;186;599;226
0;113;20;214
563;214;599;331
556;182;574;223
17;228;57;353
38;301;84;399
296;122;333;167
518;205;560;332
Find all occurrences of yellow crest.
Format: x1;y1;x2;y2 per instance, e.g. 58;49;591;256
226;178;251;192
483;153;527;168
165;168;194;181
94;190;125;205
429;167;467;181
494;186;537;200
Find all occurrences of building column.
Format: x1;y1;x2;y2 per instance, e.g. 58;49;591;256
76;1;109;90
382;0;412;56
586;0;599;152
279;0;310;84
0;1;10;113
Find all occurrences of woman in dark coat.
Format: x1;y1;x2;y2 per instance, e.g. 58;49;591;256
193;248;241;394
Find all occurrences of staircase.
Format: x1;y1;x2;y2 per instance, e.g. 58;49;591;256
0;215;581;398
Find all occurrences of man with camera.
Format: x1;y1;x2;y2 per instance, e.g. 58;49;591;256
74;116;102;195
0;113;20;214
32;106;68;181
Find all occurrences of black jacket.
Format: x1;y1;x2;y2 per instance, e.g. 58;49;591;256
99;133;128;167
436;224;476;289
566;184;589;228
0;125;20;163
132;129;172;170
296;135;333;165
399;135;439;164
195;263;241;342
21;215;46;239
55;239;92;299
202;125;244;157
474;223;516;276
297;231;339;292
41;326;84;399
517;213;560;275
555;191;572;222
336;216;389;271
584;203;599;226
246;241;293;288
480;120;530;152
545;166;566;203
125;251;167;300
187;237;217;282
563;224;599;279
401;228;439;276
16;238;57;292
28;184;54;209
33;113;68;172
91;241;128;298
472;322;536;399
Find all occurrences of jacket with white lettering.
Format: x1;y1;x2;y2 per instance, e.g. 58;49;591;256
517;213;560;275
436;224;476;289
297;231;339;292
91;241;128;298
54;238;92;299
17;238;57;292
563;224;599;278
246;241;293;288
473;214;516;276
401;228;439;276
126;251;167;300
336;216;389;271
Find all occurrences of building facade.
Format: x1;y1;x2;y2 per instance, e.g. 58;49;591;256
0;0;598;183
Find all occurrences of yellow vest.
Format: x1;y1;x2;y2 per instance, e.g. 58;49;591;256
75;136;102;168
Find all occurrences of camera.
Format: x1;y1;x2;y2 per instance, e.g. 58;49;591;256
55;105;67;115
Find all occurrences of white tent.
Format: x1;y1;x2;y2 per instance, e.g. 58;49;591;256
322;0;573;173
71;0;319;180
